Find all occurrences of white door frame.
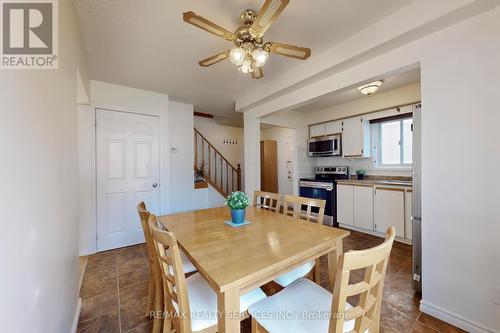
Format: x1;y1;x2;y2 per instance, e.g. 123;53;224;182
78;103;170;255
95;108;161;251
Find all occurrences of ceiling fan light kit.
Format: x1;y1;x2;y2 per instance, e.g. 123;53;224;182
183;0;311;79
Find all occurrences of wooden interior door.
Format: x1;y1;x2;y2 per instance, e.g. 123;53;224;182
96;109;160;251
260;140;278;193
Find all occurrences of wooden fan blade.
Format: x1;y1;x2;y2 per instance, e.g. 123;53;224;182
249;0;289;38
252;66;264;79
183;11;234;41
198;51;230;67
266;42;311;60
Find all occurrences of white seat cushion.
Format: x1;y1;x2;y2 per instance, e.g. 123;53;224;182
248;278;359;333
273;260;315;287
177;273;267;332
166;248;197;274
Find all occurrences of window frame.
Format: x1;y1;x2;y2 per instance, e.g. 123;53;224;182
371;117;413;170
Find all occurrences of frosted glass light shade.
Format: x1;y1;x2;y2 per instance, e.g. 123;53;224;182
230;47;245;66
251;48;268;67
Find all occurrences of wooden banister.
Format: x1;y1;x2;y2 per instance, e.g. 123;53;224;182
194;128;241;198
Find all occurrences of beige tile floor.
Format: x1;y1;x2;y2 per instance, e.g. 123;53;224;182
77;229;465;333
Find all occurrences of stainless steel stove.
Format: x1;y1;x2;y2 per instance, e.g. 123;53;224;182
299;166;349;227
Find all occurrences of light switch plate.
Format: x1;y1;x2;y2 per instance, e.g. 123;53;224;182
170;147;178;153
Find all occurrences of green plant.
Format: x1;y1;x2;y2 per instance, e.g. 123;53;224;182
356;169;366;175
225;191;250;210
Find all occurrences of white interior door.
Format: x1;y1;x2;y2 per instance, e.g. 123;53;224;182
96;109;160;251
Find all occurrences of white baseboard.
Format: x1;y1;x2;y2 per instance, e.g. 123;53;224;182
79;248;96;256
71;298;82;333
420;301;498;333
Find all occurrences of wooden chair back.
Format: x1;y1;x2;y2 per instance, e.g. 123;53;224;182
282;195;326;224
254;191;281;213
137;202;156;261
329;227;396;333
148;214;191;333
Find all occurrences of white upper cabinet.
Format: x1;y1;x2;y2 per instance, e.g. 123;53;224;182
325;120;343;135
374;187;405;237
310;120;343;138
353;185;374;231
342;116;371;158
337;184;354;226
309;123;326;138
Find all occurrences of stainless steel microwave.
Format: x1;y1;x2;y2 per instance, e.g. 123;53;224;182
308;135;342;157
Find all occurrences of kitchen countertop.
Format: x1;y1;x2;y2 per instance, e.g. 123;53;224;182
336;178;413;188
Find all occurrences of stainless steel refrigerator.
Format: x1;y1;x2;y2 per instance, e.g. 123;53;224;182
412;104;422;292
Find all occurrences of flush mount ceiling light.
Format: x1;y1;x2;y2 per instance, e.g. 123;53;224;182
183;0;311;79
358;81;383;96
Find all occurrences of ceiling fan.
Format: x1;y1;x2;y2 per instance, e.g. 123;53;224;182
183;0;311;79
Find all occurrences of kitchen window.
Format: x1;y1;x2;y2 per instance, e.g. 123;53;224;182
372;116;413;168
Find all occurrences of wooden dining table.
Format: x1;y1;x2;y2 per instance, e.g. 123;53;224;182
158;206;350;333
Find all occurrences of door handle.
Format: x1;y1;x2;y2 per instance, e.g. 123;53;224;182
411;216;421;222
152;182;158;188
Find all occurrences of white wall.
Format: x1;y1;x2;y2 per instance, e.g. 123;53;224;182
242;6;500;332
170;102;225;212
77;104;95;256
260;110;311;195
260;126;296;195
194;116;244;168
0;1;89;332
417;8;500;332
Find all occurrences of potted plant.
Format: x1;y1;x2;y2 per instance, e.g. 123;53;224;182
225;191;250;224
356;169;366;180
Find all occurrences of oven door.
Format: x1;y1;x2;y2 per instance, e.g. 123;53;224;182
308;136;340;157
299;181;335;226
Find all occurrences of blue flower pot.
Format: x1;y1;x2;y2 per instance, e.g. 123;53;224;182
231;209;246;224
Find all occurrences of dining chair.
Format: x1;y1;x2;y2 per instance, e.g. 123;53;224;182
249;227;396;333
137;203;198;332
282;194;326;224
148;214;267;333
273;195;326;287
254;191;281;213
137;202;163;333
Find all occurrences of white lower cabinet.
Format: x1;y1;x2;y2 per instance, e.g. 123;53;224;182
405;191;413;240
337;184;354;226
353;186;374;230
374;188;405;238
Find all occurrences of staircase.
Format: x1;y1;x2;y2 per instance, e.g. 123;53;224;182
194;128;241;198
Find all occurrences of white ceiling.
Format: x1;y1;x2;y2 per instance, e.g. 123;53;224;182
73;0;413;126
290;68;421;113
